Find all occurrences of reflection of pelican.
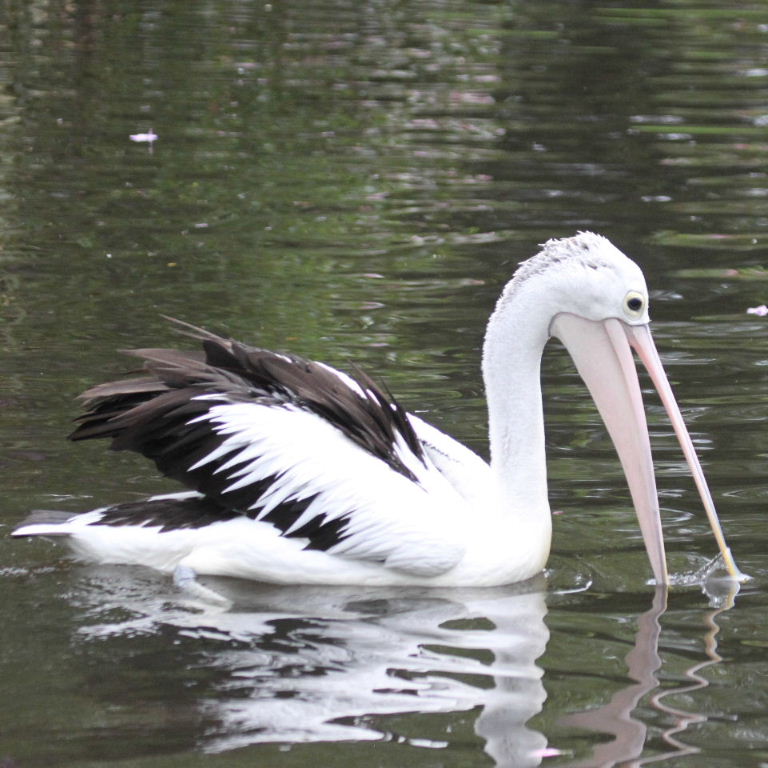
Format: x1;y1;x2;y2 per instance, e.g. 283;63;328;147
560;586;667;766
557;580;739;766
13;233;740;588
78;574;551;766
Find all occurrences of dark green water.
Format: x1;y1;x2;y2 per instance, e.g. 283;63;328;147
1;1;767;765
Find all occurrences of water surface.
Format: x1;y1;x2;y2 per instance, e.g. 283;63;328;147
1;1;767;766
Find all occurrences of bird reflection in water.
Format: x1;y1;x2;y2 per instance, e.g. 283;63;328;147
74;568;738;767
560;577;739;766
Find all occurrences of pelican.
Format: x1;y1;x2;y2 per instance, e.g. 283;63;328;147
12;233;742;589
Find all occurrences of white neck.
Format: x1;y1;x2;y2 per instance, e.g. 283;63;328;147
482;285;553;523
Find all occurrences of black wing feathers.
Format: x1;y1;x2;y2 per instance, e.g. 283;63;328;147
89;494;346;547
69;321;425;543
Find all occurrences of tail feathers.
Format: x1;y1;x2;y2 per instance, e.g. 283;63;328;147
12;510;77;537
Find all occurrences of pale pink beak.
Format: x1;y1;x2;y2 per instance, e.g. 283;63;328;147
550;314;742;584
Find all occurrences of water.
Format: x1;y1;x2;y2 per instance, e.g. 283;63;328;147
1;1;767;765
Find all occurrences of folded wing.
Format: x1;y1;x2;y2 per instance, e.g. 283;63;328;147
69;323;466;576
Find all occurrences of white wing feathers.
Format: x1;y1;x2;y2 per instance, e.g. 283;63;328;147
189;400;467;577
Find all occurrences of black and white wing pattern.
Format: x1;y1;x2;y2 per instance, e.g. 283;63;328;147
69;321;466;576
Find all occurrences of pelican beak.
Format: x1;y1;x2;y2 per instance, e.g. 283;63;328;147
550;313;742;584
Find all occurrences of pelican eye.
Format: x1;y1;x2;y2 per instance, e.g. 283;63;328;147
624;291;645;316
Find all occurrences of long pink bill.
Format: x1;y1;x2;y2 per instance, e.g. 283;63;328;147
550;314;744;584
623;323;745;582
551;314;668;584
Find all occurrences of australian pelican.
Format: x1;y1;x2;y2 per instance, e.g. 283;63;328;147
12;233;742;590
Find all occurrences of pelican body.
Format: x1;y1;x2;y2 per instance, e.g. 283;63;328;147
12;233;740;588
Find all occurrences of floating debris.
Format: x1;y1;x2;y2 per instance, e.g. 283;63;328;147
747;304;768;316
129;129;158;144
530;747;564;759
